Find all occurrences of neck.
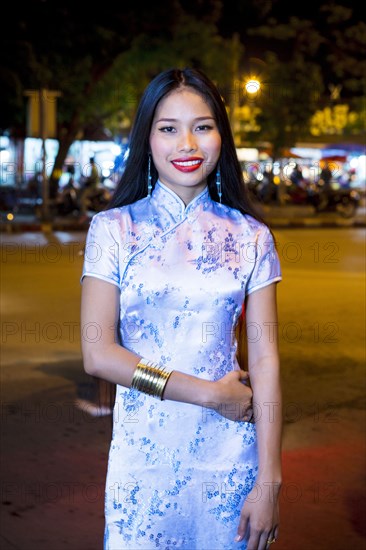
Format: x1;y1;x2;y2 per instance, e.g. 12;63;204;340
159;180;207;206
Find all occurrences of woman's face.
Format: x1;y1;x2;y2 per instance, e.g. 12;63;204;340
149;87;222;204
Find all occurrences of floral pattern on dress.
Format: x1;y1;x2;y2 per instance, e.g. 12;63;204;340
82;181;282;549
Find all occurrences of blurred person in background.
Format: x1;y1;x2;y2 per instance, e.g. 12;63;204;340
79;157;101;223
319;162;333;191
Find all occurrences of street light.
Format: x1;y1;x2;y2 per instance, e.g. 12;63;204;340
245;78;261;95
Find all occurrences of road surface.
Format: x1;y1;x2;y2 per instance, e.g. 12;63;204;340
1;227;365;549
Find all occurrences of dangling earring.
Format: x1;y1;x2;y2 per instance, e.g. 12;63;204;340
147;154;152;196
216;166;222;203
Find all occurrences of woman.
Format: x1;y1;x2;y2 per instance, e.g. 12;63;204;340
81;67;282;550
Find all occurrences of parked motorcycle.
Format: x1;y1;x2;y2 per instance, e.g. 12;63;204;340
284;183;318;206
285;183;360;218
32;180;112;219
311;187;361;218
57;183;111;216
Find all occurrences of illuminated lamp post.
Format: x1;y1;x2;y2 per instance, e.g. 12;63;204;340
244;79;261;96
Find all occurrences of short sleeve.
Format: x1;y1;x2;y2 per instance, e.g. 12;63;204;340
81;213;120;287
246;226;282;295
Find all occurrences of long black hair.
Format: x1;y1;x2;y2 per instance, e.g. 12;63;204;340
108;67;264;223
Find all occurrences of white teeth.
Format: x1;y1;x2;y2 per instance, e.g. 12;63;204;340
173;160;201;167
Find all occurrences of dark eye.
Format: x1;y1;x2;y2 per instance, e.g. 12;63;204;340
158;126;176;133
196;124;213;131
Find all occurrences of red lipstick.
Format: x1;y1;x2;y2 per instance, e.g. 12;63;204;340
171;157;203;173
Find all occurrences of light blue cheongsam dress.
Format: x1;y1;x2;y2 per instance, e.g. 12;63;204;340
81;180;282;550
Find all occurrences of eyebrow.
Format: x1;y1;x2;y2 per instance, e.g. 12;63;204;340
154;116;215;123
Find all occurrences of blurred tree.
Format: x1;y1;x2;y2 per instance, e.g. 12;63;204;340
94;13;238;135
247;2;366;99
1;0;232;190
2;0;364;192
243;52;324;159
310;104;365;137
231;1;365;153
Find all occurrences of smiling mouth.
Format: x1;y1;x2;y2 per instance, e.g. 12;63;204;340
171;159;203;172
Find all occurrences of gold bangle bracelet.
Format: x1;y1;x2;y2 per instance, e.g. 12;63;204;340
131;359;173;400
160;369;173;400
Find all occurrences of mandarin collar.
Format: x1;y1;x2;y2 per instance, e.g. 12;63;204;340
150;180;211;225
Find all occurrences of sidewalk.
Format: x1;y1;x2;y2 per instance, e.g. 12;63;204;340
262;204;366;228
1;204;365;233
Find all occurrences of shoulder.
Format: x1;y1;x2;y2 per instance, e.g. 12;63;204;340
90;207;123;225
213;202;271;239
86;197;152;244
90;196;149;226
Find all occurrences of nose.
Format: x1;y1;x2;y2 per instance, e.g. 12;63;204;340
177;130;197;152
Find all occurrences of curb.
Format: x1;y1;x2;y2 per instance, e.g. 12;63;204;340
1;216;365;234
266;217;366;229
0;220;89;233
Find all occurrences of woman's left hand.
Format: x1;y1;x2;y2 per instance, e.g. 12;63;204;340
234;482;280;550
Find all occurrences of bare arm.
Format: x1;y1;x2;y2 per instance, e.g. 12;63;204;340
81;276;253;419
246;284;282;483
235;283;282;549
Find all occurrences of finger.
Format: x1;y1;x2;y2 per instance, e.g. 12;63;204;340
242;408;254;422
238;369;250;381
258;531;273;550
264;531;277;549
235;513;249;543
246;531;261;550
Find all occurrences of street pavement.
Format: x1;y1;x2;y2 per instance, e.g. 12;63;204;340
1;227;365;550
0;201;366;233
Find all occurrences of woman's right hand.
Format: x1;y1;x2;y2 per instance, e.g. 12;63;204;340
208;370;253;422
